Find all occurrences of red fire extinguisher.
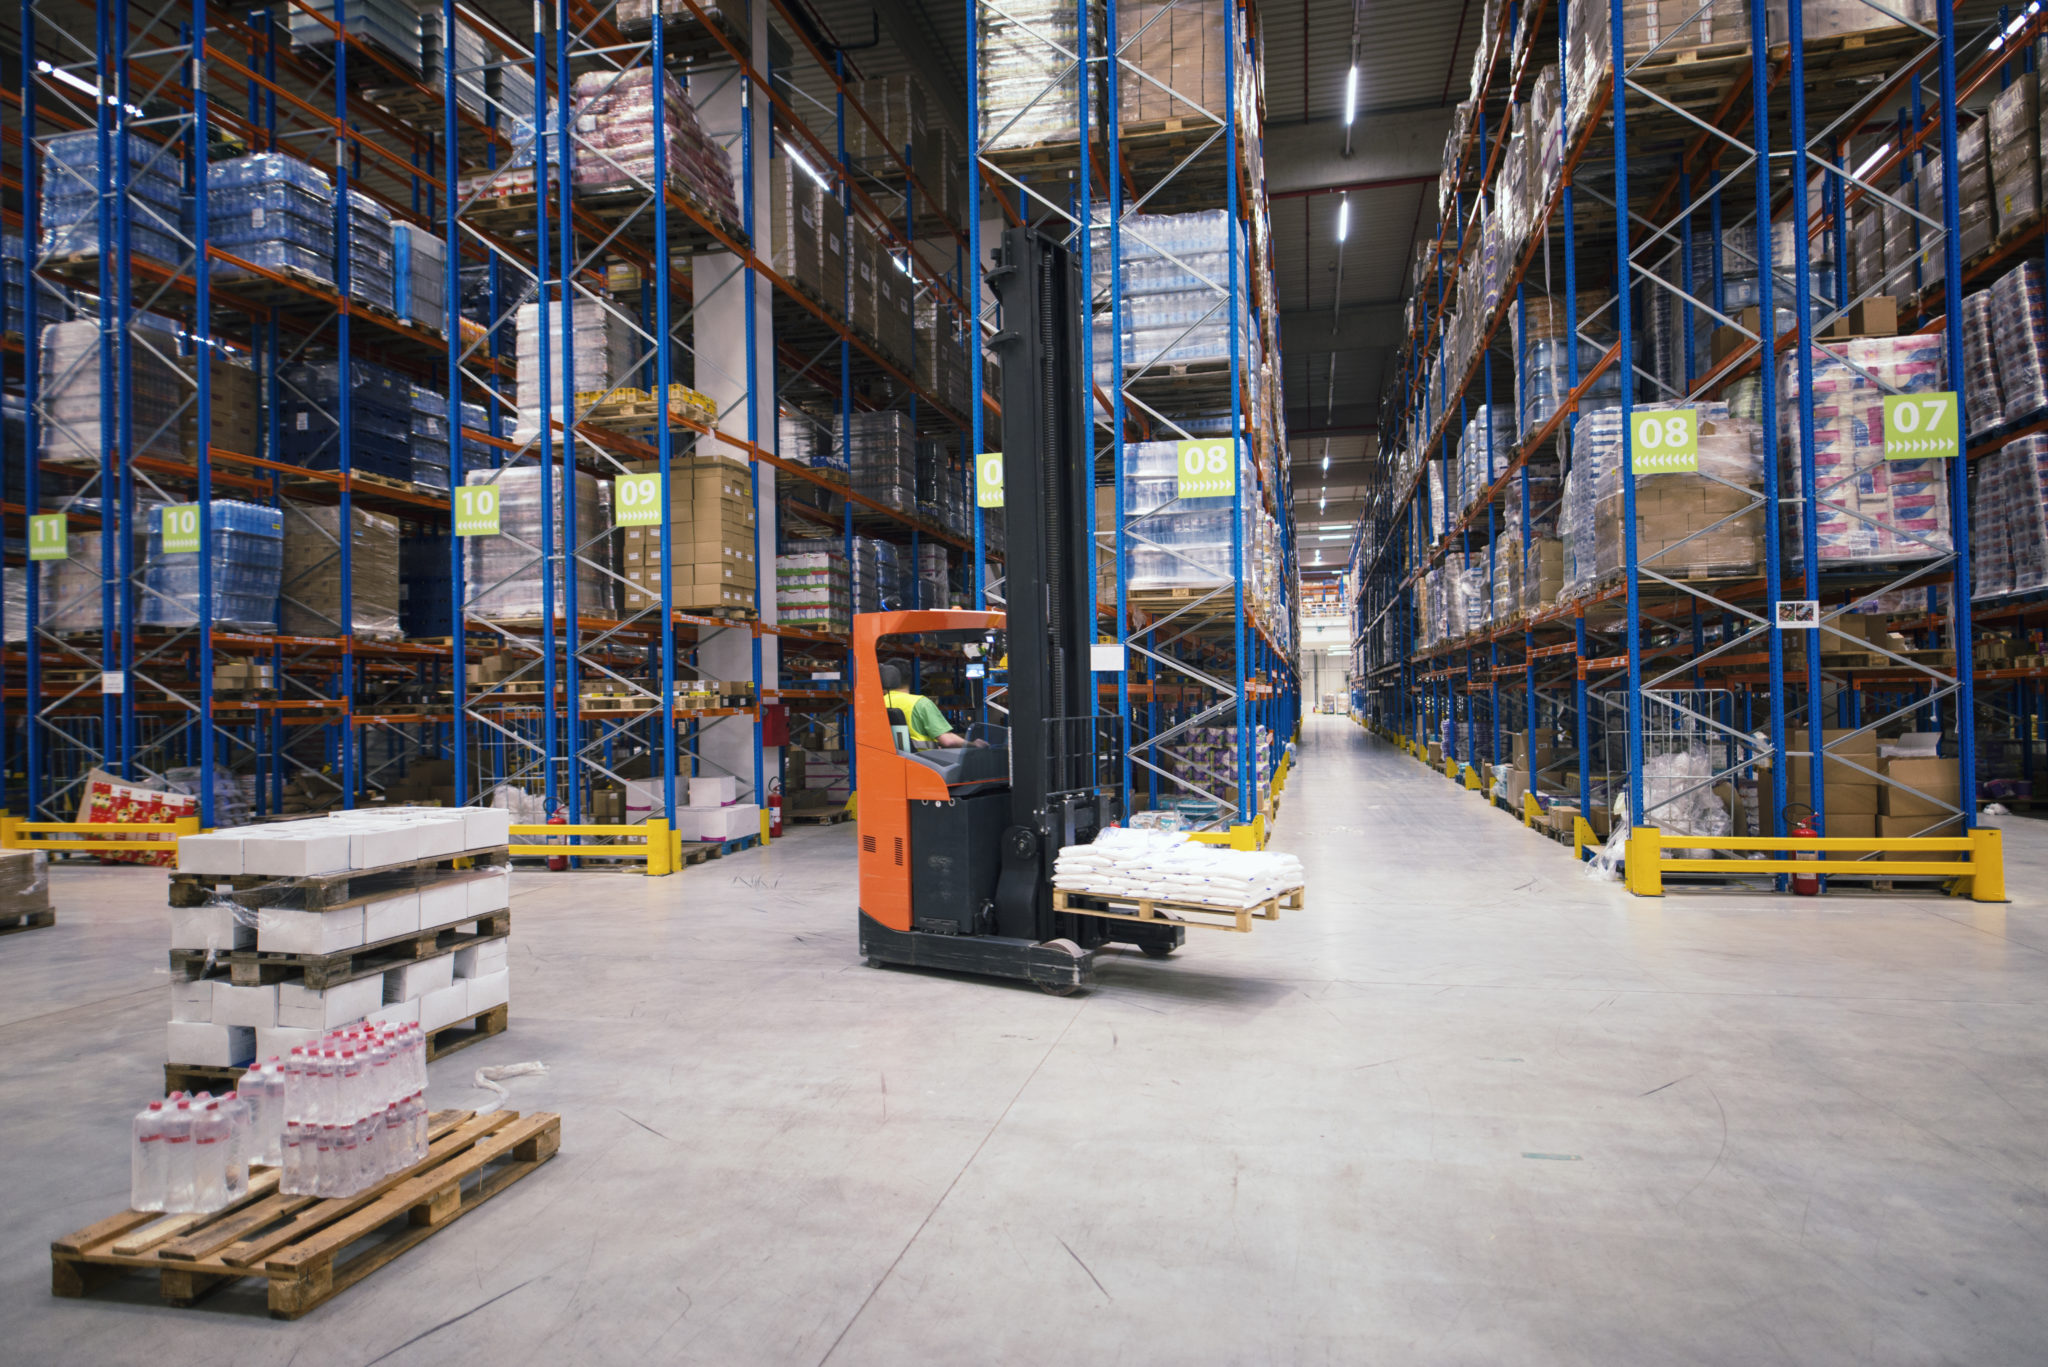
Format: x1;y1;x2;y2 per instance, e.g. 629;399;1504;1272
546;807;568;872
1786;804;1820;896
768;780;783;838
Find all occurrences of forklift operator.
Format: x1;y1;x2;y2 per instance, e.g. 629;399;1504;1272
880;660;985;750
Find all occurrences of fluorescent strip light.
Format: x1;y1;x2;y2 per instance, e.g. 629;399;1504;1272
1851;142;1893;180
1336;197;1349;243
1344;65;1358;127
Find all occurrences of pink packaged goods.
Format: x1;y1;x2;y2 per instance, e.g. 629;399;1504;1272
1991;260;2048;423
570;67;740;225
1779;333;1953;565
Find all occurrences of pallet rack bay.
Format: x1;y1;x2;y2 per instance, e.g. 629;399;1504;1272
969;0;1300;843
1349;0;2021;896
8;0;987;848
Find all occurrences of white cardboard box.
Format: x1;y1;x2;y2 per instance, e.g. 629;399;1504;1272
241;826;353;876
417;879;469;930
335;821;417;868
256;1025;323;1059
255;907;365;955
466;868;510;915
454;938;509;979
276;975;383;1031
166;1021;254;1067
362;891;422;943
688;774;739;807
687;803;759;841
408;816;468;858
170;905;254;952
465;969;510;1015
367;999;421;1026
175;832;244;875
379;805;511;849
169;978;215;1023
419;982;470;1032
211;982;279;1028
384;953;454;1003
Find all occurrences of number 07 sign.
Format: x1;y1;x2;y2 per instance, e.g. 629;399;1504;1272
1882;392;1959;459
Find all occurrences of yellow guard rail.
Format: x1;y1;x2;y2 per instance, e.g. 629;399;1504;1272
1624;826;2006;902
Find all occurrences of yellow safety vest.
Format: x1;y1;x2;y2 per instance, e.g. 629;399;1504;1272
883;689;944;746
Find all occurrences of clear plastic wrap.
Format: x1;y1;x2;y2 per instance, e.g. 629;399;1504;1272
979;0;1105;150
571;67;739;226
1593;402;1763;582
1962;289;2003;439
39;314;183;469
514;297;639;441
139;500;283;632
1779;333;1954;566
1991;260;2048;423
463;464;611;620
281;502;403;640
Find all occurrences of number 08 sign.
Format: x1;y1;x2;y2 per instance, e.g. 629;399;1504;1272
1629;408;1698;475
1176;438;1236;499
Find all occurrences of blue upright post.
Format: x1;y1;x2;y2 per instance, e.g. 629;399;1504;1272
442;0;467;806
193;2;216;826
1938;3;1976;826
1751;0;1788;838
1784;1;1825;839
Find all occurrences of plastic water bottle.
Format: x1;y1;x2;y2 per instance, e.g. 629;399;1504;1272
280;1121;305;1194
192;1102;228;1212
381;1102;405;1176
221;1092;250;1200
411;1091;429;1164
247;1061;282;1167
131;1101;166;1212
162;1100;196;1212
314;1125;338;1198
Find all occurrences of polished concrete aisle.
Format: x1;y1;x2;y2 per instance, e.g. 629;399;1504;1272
4;716;2048;1364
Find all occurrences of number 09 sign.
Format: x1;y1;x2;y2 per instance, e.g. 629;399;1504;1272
1176;438;1236;499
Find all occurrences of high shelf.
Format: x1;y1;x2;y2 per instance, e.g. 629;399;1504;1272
968;0;1299;841
8;0;985;842
1349;0;2023;893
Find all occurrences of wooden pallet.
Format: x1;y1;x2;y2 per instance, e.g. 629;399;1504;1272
787;807;849;825
164;1003;510;1096
168;848;509;913
0;908;55;936
52;1108;558;1320
1052;885;1301;934
170;911;511;990
679;833;760;865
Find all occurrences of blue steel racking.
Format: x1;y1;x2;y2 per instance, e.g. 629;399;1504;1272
7;0;982;843
1350;0;2022;894
967;0;1300;842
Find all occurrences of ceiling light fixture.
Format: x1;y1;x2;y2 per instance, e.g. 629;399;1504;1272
1344;64;1358;126
1336;196;1350;243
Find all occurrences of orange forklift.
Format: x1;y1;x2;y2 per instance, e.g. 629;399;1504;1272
853;227;1182;993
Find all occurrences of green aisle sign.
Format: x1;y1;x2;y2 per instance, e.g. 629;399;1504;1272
975;451;1004;508
455;485;501;536
160;504;201;554
615;471;663;527
1177;438;1236;499
1630;408;1699;475
28;513;66;561
1882;392;1959;459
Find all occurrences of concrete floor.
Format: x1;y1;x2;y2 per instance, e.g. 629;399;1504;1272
5;715;2048;1364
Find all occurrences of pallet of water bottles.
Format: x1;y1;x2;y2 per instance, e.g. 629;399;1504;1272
56;1019;559;1318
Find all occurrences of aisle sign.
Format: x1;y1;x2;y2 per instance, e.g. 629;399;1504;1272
160;504;201;554
28;513;66;561
614;471;664;527
1882;392;1959;459
1629;408;1699;475
975;451;1004;508
1177;438;1236;499
455;485;501;536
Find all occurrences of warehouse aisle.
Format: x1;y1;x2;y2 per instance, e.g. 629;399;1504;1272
5;722;2048;1364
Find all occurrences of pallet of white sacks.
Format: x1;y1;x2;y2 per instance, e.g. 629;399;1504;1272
1052;885;1302;934
51;1108;558;1319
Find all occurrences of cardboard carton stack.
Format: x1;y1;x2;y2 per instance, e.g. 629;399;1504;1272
281;501;403;640
620;456;759;615
1991;73;2041;244
769;157;830;307
1115;0;1227;127
1784;727;1881;839
0;849;51;928
1879;753;1963;844
678;774;760;843
179;349;262;461
168;806;514;1069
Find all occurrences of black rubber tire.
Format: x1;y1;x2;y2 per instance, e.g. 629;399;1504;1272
1140;943;1176;959
865;956;885;969
1036;979;1080;997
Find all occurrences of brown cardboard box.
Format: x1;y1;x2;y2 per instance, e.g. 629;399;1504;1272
281;501;402;639
1823;813;1877;840
1879;812;1965;860
768;157;825;304
1880;757;1961;817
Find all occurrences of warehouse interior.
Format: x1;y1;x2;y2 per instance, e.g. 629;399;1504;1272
4;0;2048;1360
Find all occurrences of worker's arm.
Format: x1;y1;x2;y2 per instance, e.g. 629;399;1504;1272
916;697;982;749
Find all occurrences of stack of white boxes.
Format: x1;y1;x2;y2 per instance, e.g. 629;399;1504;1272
678;775;761;843
168;806;515;1069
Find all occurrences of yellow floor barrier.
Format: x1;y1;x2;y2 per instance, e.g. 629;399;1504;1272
0;814;199;855
508;818;673;875
1622;826;2006;902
